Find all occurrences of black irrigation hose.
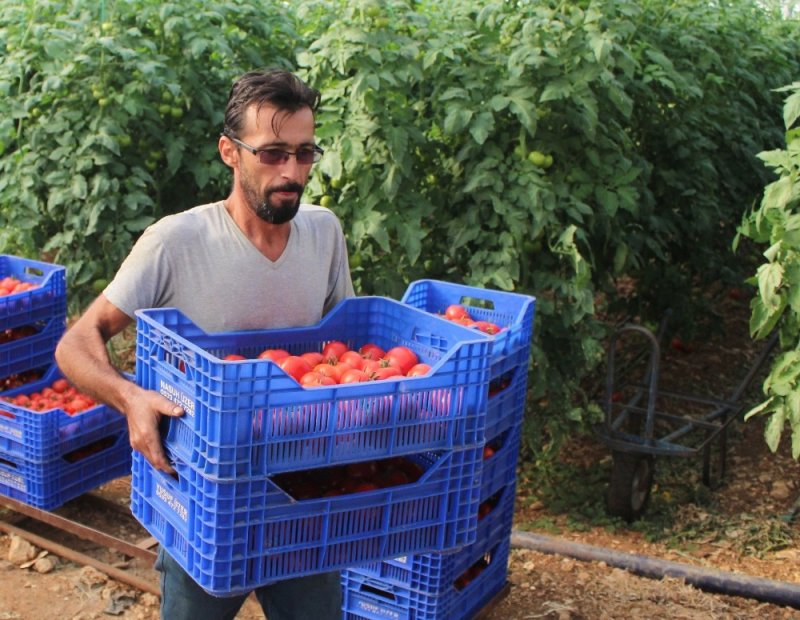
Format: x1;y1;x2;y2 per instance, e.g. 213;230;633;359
510;530;800;610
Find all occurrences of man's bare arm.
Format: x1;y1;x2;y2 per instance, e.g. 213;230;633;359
54;294;183;473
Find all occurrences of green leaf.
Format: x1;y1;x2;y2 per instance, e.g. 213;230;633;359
540;79;572;102
783;90;800;130
469;111;494;145
757;262;783;310
765;404;786;453
443;106;472;135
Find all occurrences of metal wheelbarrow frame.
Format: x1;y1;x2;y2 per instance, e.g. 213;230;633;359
596;318;778;522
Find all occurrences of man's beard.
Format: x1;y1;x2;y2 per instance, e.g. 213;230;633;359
243;179;304;225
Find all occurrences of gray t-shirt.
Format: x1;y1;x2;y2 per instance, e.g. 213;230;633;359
104;201;355;333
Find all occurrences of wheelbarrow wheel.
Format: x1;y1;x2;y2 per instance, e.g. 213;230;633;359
607;451;655;522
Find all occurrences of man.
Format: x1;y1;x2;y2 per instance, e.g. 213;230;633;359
55;69;353;619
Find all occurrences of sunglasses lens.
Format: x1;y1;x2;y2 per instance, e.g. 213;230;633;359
259;150;288;165
295;150;317;165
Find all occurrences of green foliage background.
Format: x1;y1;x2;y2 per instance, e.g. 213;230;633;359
738;82;800;456
1;0;798;460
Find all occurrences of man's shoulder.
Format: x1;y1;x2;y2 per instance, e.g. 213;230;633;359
148;202;224;237
297;203;342;227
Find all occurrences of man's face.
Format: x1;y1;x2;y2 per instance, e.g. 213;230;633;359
235;104;316;224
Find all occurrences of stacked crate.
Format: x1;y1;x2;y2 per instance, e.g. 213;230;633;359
341;280;536;620
129;296;493;596
0;255;131;510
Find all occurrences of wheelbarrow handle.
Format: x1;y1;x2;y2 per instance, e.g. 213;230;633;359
605;323;662;441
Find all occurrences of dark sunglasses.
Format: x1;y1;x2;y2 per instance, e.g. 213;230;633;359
225;134;324;166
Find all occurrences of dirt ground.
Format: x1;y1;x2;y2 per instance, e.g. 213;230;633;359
2;292;800;619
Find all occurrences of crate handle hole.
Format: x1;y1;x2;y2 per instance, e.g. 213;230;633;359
459;295;495;311
359;582;396;601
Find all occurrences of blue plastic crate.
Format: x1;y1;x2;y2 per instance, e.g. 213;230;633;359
480;424;522;502
400;280;535;381
344;478;515;593
486;363;528;439
0;255;66;331
130;445;483;597
0;431;132;510
341;540;510;620
341;499;513;620
0;316;65;381
0;365;129;462
135;297;491;479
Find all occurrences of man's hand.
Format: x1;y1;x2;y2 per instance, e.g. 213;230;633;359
124;386;184;475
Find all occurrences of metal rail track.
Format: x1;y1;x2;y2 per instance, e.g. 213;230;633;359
0;492;159;596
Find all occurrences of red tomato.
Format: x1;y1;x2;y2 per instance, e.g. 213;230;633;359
383;346;419;375
51;378;70;393
473;320;503;335
483;445;496;460
340;368;370;384
315;362;353;383
279;356;313;382
406;363;432;377
361;359;381;376
299;371;336;387
445;304;470;321
372;366;402;381
338;350;365;370
381;470;409;487
258;348;290;362
224;353;247;361
353;481;380;493
322;340;348;363
300;351;324;367
359;343;386;360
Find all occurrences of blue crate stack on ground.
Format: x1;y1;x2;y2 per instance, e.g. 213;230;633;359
341;280;536;620
0;255;131;510
130;296;493;596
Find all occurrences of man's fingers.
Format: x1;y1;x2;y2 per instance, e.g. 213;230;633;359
154;394;184;417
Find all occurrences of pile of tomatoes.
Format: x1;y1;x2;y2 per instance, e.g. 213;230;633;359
272;455;425;500
1;377;97;415
0;325;38;345
224;340;432;387
0;277;39;296
440;304;503;335
453;553;492;591
0;369;44;392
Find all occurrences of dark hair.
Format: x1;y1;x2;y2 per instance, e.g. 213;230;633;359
222;69;321;138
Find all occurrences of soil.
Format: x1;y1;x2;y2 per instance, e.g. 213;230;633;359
2;293;800;619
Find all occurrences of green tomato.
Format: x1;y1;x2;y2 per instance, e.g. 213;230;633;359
543;154;554;169
320;195;334;208
161;90;173;102
158;103;171;116
97;98;110;108
170;106;184;119
118;134;132;147
514;145;527;159
528;151;547;167
101;22;113;33
349;252;362;269
330;177;343;189
91;278;109;294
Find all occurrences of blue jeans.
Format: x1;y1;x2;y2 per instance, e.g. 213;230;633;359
155;547;342;620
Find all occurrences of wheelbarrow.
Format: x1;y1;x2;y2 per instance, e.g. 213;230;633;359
596;315;778;521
